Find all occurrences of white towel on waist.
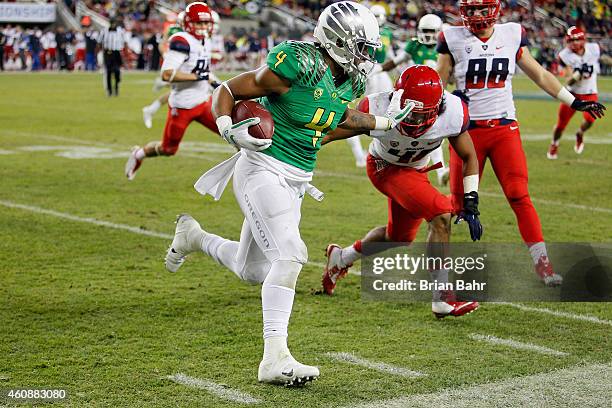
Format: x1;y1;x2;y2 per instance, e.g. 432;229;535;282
194;152;241;200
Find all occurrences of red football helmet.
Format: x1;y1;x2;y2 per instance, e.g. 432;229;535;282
565;26;586;53
184;2;213;40
459;0;501;33
394;65;444;138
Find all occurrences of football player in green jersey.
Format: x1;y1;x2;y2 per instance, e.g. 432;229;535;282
164;1;413;386
342;4;396;168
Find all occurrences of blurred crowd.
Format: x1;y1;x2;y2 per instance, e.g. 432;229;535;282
1;0;609;74
276;0;611;72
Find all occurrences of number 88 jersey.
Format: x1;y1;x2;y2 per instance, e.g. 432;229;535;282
438;23;528;121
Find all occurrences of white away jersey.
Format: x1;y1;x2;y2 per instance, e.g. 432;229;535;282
161;32;211;109
363;91;469;169
559;43;600;94
438;23;528;121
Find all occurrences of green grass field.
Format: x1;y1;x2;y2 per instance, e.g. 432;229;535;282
0;72;611;407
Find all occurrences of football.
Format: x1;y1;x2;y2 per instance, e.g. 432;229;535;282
231;100;275;139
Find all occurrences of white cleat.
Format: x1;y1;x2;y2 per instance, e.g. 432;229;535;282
152;77;168;92
142;107;153;129
574;133;584;154
258;354;319;387
125;146;143;181
165;214;204;273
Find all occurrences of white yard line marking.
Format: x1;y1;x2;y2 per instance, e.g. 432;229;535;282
316;171;612;214
522;133;612;144
343;362;612;408
468;333;568;357
326;352;425;378
497;302;612;327
0;199;174;240
167;373;260;404
479;192;612;214
0;199;327;270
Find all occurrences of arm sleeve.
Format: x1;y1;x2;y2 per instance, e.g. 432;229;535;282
436;32;450;54
161;50;188;70
266;42;299;82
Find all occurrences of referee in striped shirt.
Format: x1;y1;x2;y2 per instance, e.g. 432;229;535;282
98;19;126;96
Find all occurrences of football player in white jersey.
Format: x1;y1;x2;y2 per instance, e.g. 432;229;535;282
436;0;605;286
125;2;219;180
321;66;482;318
548;26;612;159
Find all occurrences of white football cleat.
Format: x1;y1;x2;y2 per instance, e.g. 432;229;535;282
125;146;143;181
574;133;584;154
142;106;153;129
258;354;319;387
152;77;168;92
165;214;204;273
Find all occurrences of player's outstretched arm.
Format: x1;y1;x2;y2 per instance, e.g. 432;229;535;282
211;66;290;151
337;91;415;133
518;48;605;119
322;127;363;145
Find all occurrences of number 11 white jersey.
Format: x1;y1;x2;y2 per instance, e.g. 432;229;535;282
438;23;528;121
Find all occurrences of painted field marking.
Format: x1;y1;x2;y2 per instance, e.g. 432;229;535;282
497;302;612;327
326;352;426;378
0;199;329;270
0;200;173;240
521;133;612;144
5;130;612;214
316;170;612;215
167;373;260;404
468;333;568;357
343;362;612;408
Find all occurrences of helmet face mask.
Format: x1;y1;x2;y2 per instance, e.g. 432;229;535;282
394;65;443;138
314;1;382;78
184;2;213;41
459;0;500;33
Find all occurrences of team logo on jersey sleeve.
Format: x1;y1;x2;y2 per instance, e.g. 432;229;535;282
390;140;399;147
314;88;323;100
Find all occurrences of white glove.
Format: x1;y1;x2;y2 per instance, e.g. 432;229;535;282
385;89;415;129
219;117;272;152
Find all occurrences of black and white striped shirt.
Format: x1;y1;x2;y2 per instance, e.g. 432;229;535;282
99;27;127;51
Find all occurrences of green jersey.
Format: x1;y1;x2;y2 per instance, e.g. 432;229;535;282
374;26;394;63
261;41;365;172
166;25;182;37
404;38;438;66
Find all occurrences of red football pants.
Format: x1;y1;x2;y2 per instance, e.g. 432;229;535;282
555;93;599;131
161;96;218;155
367;155;454;243
449;123;544;244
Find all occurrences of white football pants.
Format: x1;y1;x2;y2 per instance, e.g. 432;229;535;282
206;154;308;285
